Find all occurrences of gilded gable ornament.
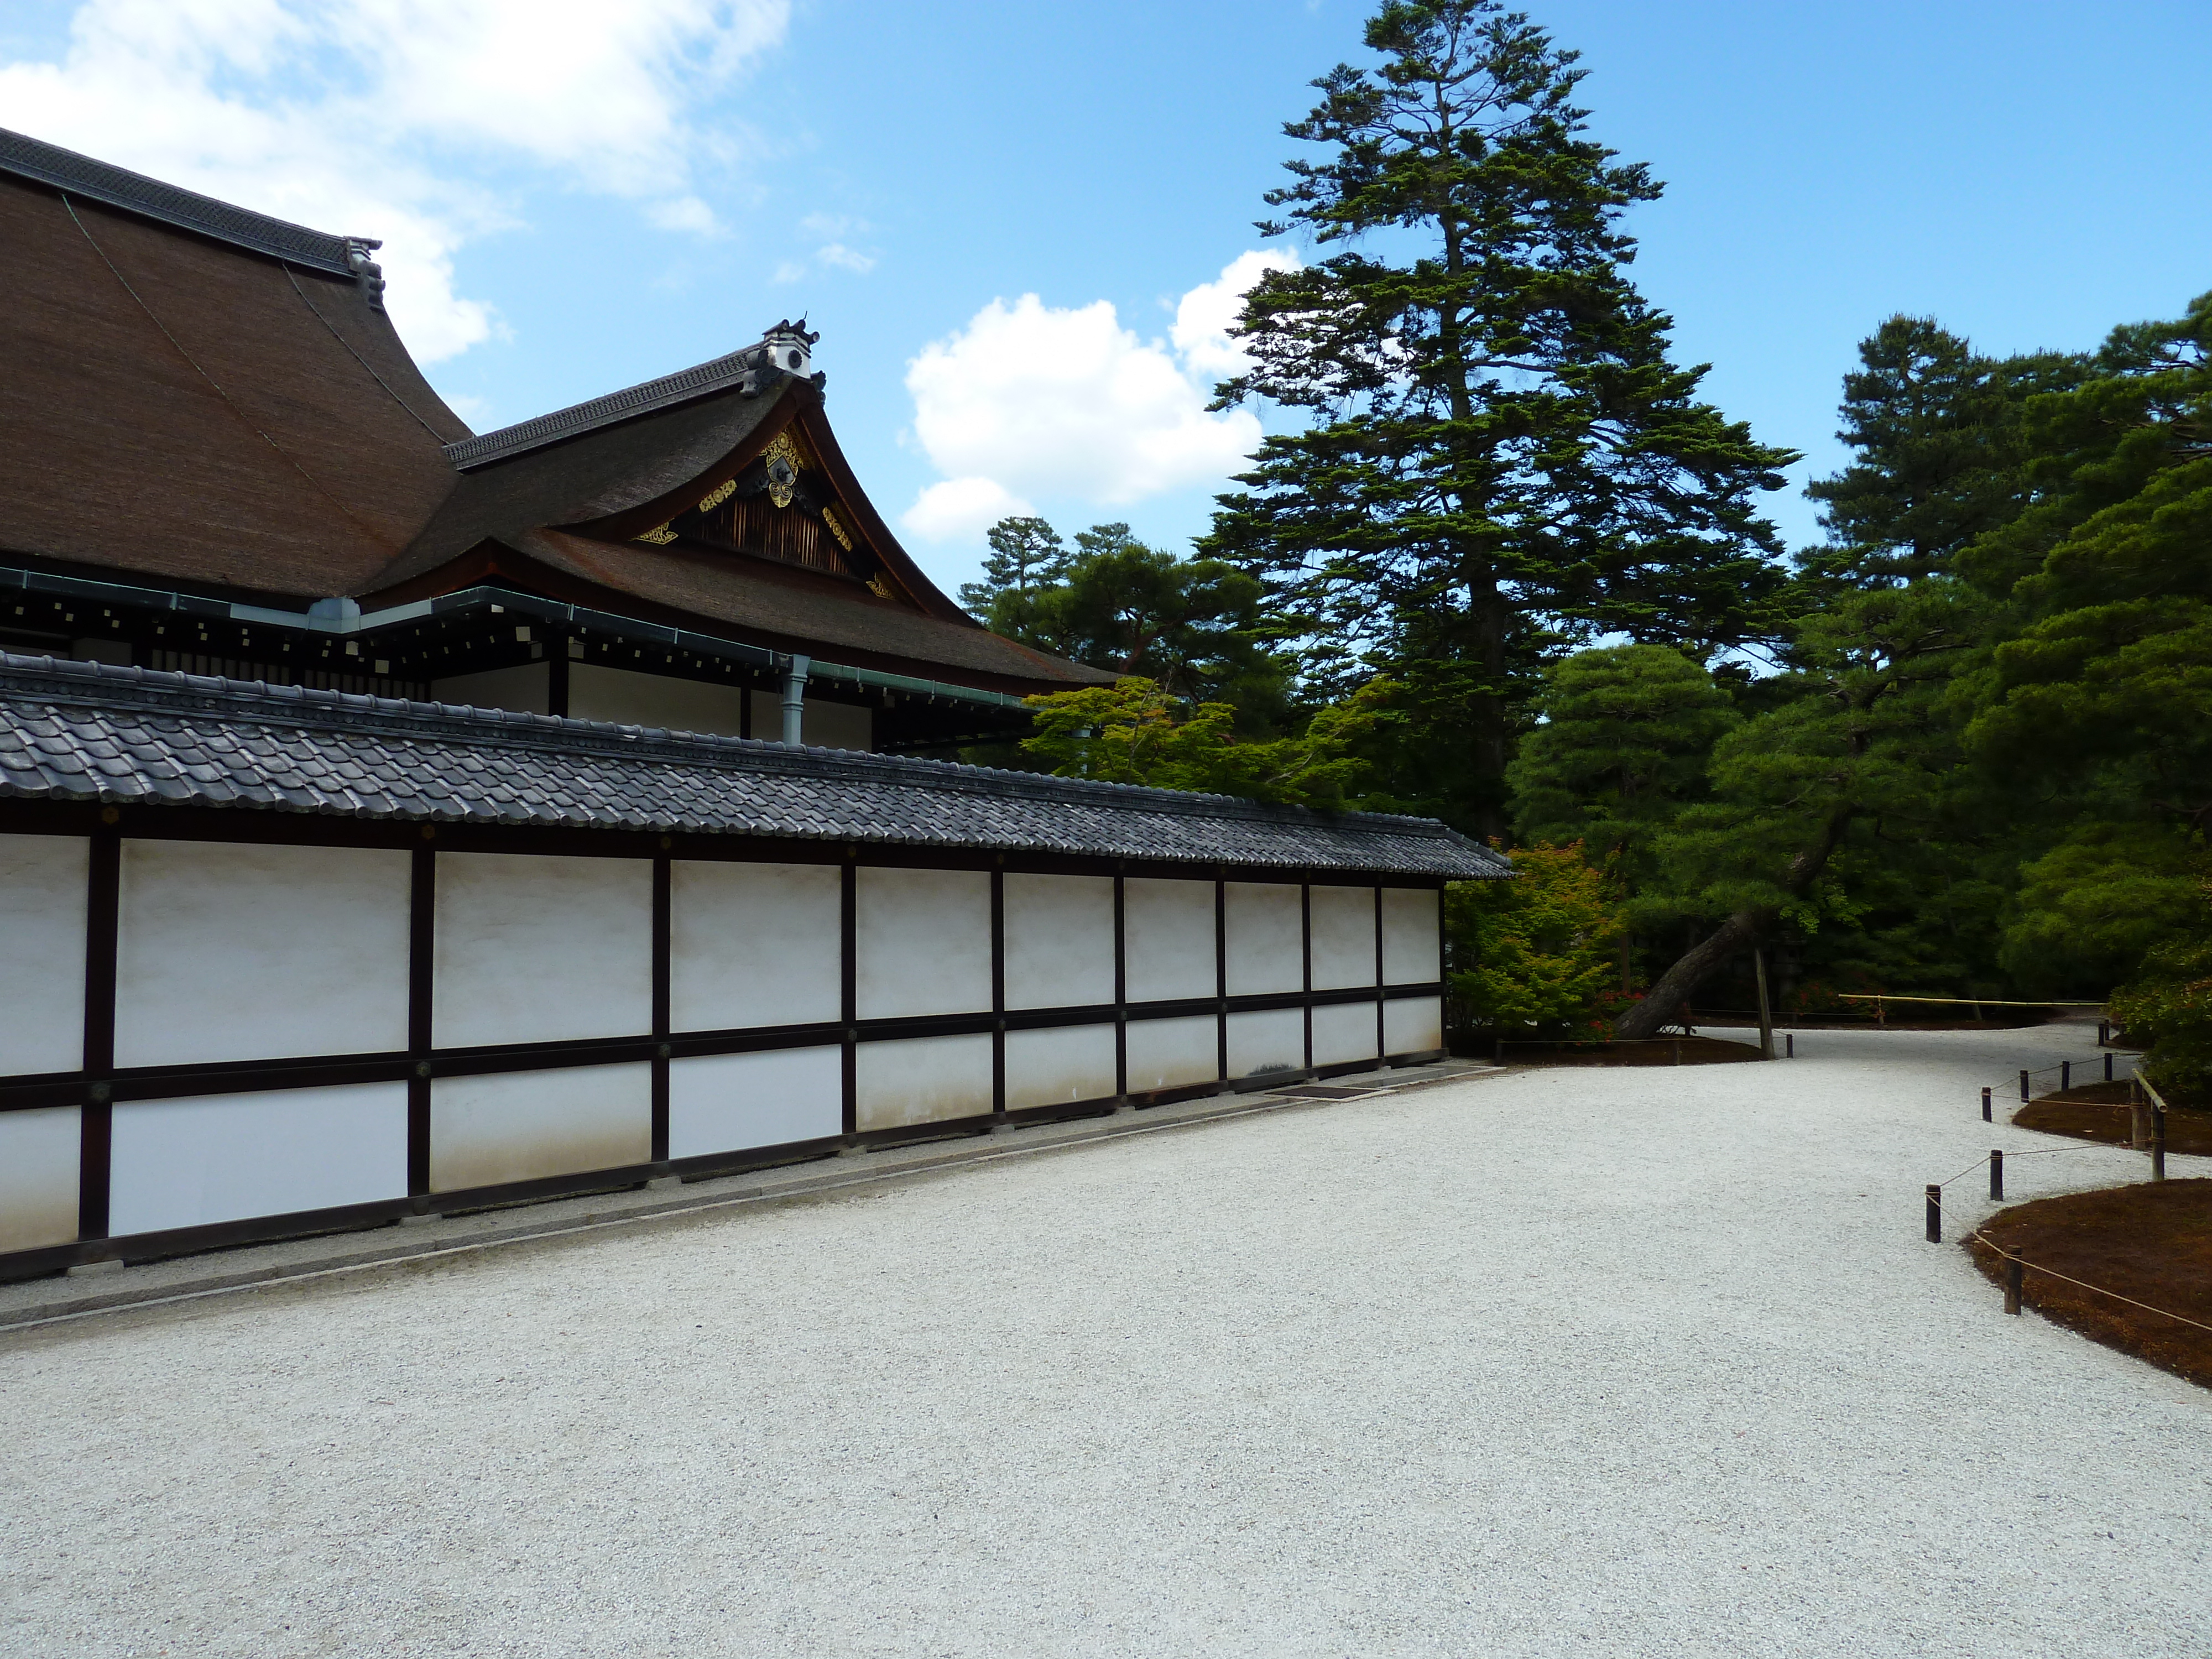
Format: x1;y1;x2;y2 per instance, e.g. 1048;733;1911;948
762;431;803;508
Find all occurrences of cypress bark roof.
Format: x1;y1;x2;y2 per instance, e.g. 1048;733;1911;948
0;654;1507;879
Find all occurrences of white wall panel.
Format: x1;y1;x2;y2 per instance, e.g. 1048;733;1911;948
1224;882;1303;997
116;841;410;1068
855;868;991;1020
670;860;841;1032
1227;1008;1305;1079
570;663;747;737
431;1063;651;1193
669;1046;842;1158
1124;1013;1220;1092
0;833;87;1077
0;1107;80;1252
1384;995;1444;1056
854;1034;993;1131
434;853;651;1048
1123;878;1217;1003
431;661;549;716
109;1083;407;1235
1312;1000;1381;1068
1308;884;1377;992
1003;874;1115;1010
1383;887;1443;985
1004;1024;1117;1110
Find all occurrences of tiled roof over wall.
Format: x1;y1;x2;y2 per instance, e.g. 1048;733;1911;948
0;656;1507;879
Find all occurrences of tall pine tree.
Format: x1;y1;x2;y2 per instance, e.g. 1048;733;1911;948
1202;0;1796;836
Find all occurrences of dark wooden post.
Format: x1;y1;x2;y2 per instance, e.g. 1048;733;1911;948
1988;1149;2004;1201
2131;1098;2149;1152
2060;1060;2071;1093
1754;946;1775;1061
1925;1185;1942;1243
2152;1108;2167;1182
2004;1254;2023;1316
2019;1069;2030;1103
1981;1086;1992;1123
1785;1032;1794;1059
2104;1051;2114;1083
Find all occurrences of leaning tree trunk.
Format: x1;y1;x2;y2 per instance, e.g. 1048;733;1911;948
1612;812;1854;1041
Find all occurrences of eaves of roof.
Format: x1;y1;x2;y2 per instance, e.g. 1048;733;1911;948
0;654;1509;880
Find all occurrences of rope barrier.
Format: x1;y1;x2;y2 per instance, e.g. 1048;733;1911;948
1966;1227;2212;1338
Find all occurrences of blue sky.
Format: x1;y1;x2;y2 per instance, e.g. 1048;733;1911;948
4;0;2209;597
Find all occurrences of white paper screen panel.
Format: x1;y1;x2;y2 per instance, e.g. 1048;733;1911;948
1227;1008;1305;1079
1311;1000;1380;1068
855;868;991;1019
113;840;410;1070
670;861;841;1031
1224;882;1303;997
1123;879;1216;1003
669;1046;842;1159
430;1063;651;1192
434;853;652;1048
0;1106;79;1252
1308;885;1377;992
1384;995;1444;1056
1382;887;1442;985
0;833;87;1076
1004;1024;1117;1110
108;1083;408;1235
854;1034;993;1131
1125;1014;1219;1092
1003;874;1115;1010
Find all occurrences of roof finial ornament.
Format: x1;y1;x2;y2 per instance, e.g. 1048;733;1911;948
344;237;386;311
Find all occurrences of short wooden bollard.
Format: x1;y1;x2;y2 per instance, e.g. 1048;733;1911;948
2104;1051;2114;1083
1672;1039;1682;1066
1926;1184;1942;1244
2019;1069;2031;1103
2098;1019;2110;1047
2005;1254;2024;1316
2152;1108;2167;1182
1989;1149;2004;1201
1785;1033;1794;1058
1981;1086;1992;1123
2061;1060;2072;1092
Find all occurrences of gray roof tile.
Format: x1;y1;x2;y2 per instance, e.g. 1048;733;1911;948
0;654;1508;879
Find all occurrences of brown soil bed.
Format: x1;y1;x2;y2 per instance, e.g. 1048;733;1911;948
2014;1088;2212;1155
1482;1036;1762;1067
1966;1180;2212;1389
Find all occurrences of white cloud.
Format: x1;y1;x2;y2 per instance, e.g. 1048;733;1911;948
1172;247;1300;382
901;477;1036;543
0;0;789;361
896;254;1290;542
816;242;875;274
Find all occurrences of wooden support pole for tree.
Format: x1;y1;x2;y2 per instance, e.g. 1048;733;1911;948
2132;1099;2150;1152
1754;946;1775;1061
1989;1149;2004;1202
2005;1254;2023;1316
1926;1184;1942;1244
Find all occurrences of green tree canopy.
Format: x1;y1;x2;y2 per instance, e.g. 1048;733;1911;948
1203;0;1796;836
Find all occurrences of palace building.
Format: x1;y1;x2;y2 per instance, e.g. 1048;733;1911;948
0;129;1502;1283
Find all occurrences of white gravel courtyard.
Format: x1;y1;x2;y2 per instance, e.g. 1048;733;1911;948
3;1024;2208;1657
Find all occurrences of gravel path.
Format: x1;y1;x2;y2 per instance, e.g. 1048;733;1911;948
3;1025;2208;1657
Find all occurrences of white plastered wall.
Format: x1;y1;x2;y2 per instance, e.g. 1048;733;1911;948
434;853;652;1047
431;661;550;716
746;691;874;752
670;860;841;1031
1384;995;1444;1055
108;1083;407;1235
1311;1000;1380;1067
1227;1007;1305;1079
854;1034;992;1131
1124;1013;1219;1093
1003;874;1115;1010
115;840;410;1068
668;1046;842;1158
570;663;748;738
431;1063;651;1192
1123;878;1216;1003
1382;887;1442;984
1224;881;1303;996
1308;884;1377;992
855;868;991;1019
0;1107;80;1251
0;832;87;1076
1004;1024;1117;1110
